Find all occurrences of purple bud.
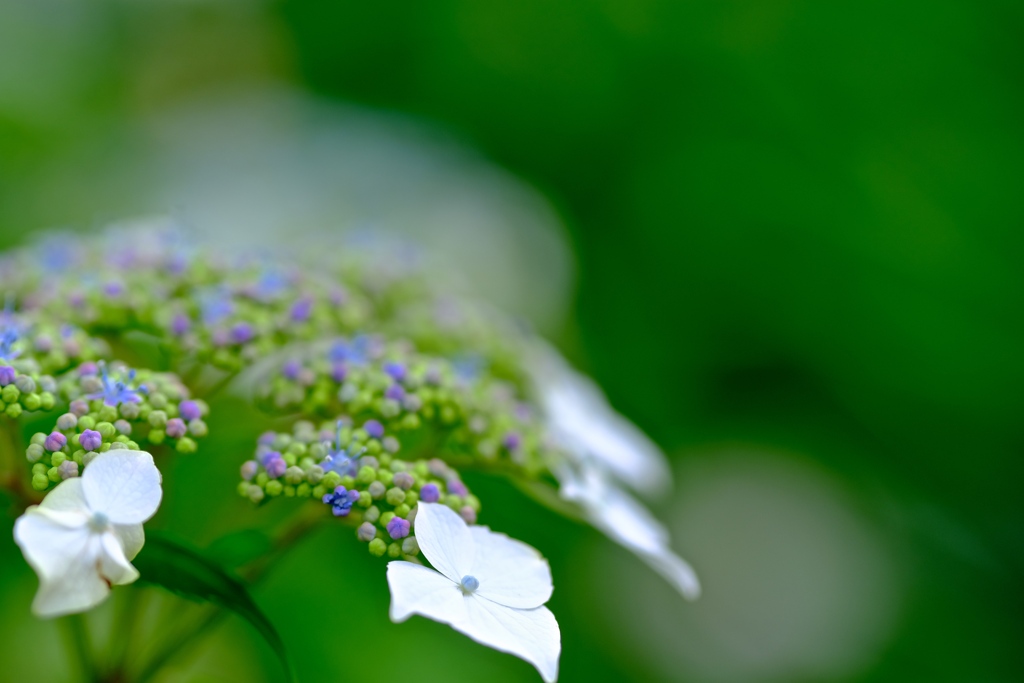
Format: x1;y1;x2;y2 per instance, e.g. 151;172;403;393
0;366;15;386
266;457;287;479
171;313;191;336
79;429;102;452
260;449;282;467
393;472;415;490
114;419;132;435
282;360;301;380
240;460;259;481
70;399;90;417
34;335;52;353
331;363;347;383
290;297;313;322
44;432;67;452
502;432;522;451
57;460;79;480
179;400;201;421
103;282;124;297
386;516;411;539
166;418;187;439
383;362;407;382
363;420;384;439
448;479;468;496
420;483;440;503
385;384;406;401
459;506;477;525
357;522;377;542
258;431;277;446
230;322;254;344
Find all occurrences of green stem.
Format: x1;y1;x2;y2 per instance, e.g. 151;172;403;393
132;507;324;683
61;613;98;683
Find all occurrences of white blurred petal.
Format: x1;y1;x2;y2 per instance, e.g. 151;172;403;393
111;522;145;561
98;532;140;586
26;532;109;618
413;502;475;583
462;597;561;683
82;450;162;524
13;508;90;583
387;561;465;624
469;526;553;609
560;465;700;600
530;342;671;498
37;478;88;512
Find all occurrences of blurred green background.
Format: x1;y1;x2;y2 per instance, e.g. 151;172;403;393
1;1;1022;681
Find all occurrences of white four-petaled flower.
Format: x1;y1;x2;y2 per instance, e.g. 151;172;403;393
387;502;561;682
13;450;163;618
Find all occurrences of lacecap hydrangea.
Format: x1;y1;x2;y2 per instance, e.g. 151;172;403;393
1;222;699;682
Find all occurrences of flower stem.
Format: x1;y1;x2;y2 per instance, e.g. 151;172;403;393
132;506;325;683
60;613;98;683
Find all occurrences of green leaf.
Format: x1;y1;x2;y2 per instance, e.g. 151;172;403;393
134;533;294;681
205;528;275;570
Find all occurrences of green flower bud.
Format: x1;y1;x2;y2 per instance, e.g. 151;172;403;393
401;537;420;556
400;413;421;430
97;405;118;423
47;467;61;482
405;490;419;506
368;538;387;557
365;439;382;455
394;503;410;518
96;422;116;439
14;376;34;394
237;481;251;497
445;495;462;510
119;402;140;419
266;480;283;496
175;437;197;454
387;542;402;559
377;470;394;487
364;505;380;523
323;470;342;489
51;452;67;467
247;485;265;503
26;444;44;463
1;384;19;403
56;413;78;430
5;403;22;418
188;419;208;438
368;481;386;499
30;432;47;446
77;416;96;430
306;465;324;485
296;483;312;497
358;491;372;508
287;442;307;457
465;494;481;512
148;392;168;410
312;484;326;499
32;462;47;475
380;511;396;527
148;429;166;445
32;473;50;490
147;411;168;428
357;465;376;484
285;466;305;485
386;487;406;506
283;485;296;497
283;451;297;467
21;393;41;411
39;392;55;411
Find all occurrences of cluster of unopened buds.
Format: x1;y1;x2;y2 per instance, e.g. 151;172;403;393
1;222;698;681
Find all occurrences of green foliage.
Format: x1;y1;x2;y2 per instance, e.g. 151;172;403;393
133;533;295;682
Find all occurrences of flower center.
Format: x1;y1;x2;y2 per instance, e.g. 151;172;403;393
88;511;110;532
459;575;480;594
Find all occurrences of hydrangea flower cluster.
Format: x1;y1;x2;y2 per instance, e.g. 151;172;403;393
0;223;699;681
